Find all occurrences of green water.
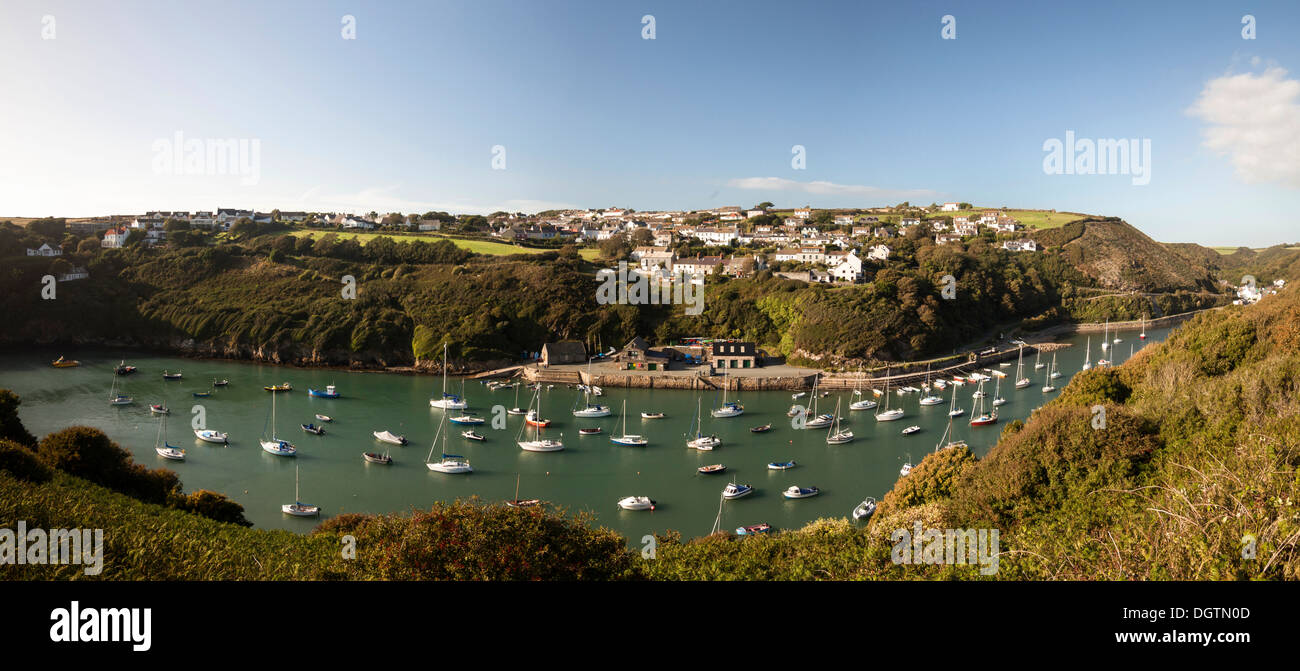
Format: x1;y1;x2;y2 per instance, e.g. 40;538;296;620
1;327;1168;540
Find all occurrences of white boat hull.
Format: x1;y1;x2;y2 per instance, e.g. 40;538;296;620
261;439;297;456
427;462;473;474
518;440;564;452
875;409;905;422
194;430;228;444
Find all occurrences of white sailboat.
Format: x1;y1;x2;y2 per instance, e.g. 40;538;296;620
1041;363;1057;393
1140;315;1147;340
108;372;133;406
572;359;611;417
849;364;878;410
1082;337;1092;371
947;380;964;417
969;379;997;426
429;343;468;409
1048;352;1061;379
991;373;1006;406
281;463;320;516
1101;320;1110;351
426;411;473;473
1014;344;1031;389
260;388;296;456
686;397;721;450
936;407;968;452
154;412;185;461
611;399;647;446
875;367;904;422
519;389;564;452
803;376;834;428
918;364;944;406
825;398;853;444
1033;348;1045;370
710;366;744;418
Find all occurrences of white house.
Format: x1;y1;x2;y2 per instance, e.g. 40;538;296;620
833;215;854;226
26;243;62;257
693;226;738;246
866;244;891;262
1001;240;1038;252
793;207;812;219
101;227;129;248
941;202;961;212
746;209;767;219
829;251;864;282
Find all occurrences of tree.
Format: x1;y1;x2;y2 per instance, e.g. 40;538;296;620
0;389;36;446
754;202;774;211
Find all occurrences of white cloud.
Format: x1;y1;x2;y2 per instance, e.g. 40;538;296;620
726;177;936;200
1188;66;1300;188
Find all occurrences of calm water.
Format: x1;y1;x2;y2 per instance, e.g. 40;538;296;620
1;327;1169;541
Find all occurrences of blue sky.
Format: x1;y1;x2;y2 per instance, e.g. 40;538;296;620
2;0;1298;246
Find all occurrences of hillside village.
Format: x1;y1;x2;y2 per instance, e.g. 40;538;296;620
31;201;1047;286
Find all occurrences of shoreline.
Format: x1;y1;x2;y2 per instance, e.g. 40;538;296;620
9;308;1210;388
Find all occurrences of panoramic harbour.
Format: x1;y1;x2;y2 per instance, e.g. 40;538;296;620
3;327;1169;541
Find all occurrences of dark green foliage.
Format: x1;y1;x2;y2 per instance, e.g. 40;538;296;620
0;439;52;483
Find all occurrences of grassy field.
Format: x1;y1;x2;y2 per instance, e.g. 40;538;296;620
288;230;600;260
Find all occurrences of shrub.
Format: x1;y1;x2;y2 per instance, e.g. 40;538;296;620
0;439;52;483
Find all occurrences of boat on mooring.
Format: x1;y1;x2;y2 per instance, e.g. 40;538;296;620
617;495;656;511
736;523;773;535
308;384;340;398
260;391;296;457
783;486;819;500
281;463;320;516
301;423;325;435
374;430;408;446
195;429;229;444
698;463;727;475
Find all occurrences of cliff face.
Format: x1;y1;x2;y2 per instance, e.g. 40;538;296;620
1039;218;1219;292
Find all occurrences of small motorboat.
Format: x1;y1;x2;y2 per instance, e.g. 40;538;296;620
735;523;773;535
578;427;602;435
301;423;325;435
523;410;550;427
783;486;820;499
315;414;333;423
362;451;392;465
461;430;485;441
213;379;229;387
698;464;727;475
51;356;80;368
162;371;183;380
900;463;913;477
308;385;340;398
791;392;807;399
786;405;802;417
853;497;877;520
901;425;921;435
264;382;292;392
450;414;486;425
194;429;228;444
767;460;797;471
114;361;136;375
617;496;656;511
373;430;407;445
109;395;134;406
507;407;528;416
192;390;211;398
640;412;665;419
150;404;170;415
722;483;754;500
750;424;772;433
